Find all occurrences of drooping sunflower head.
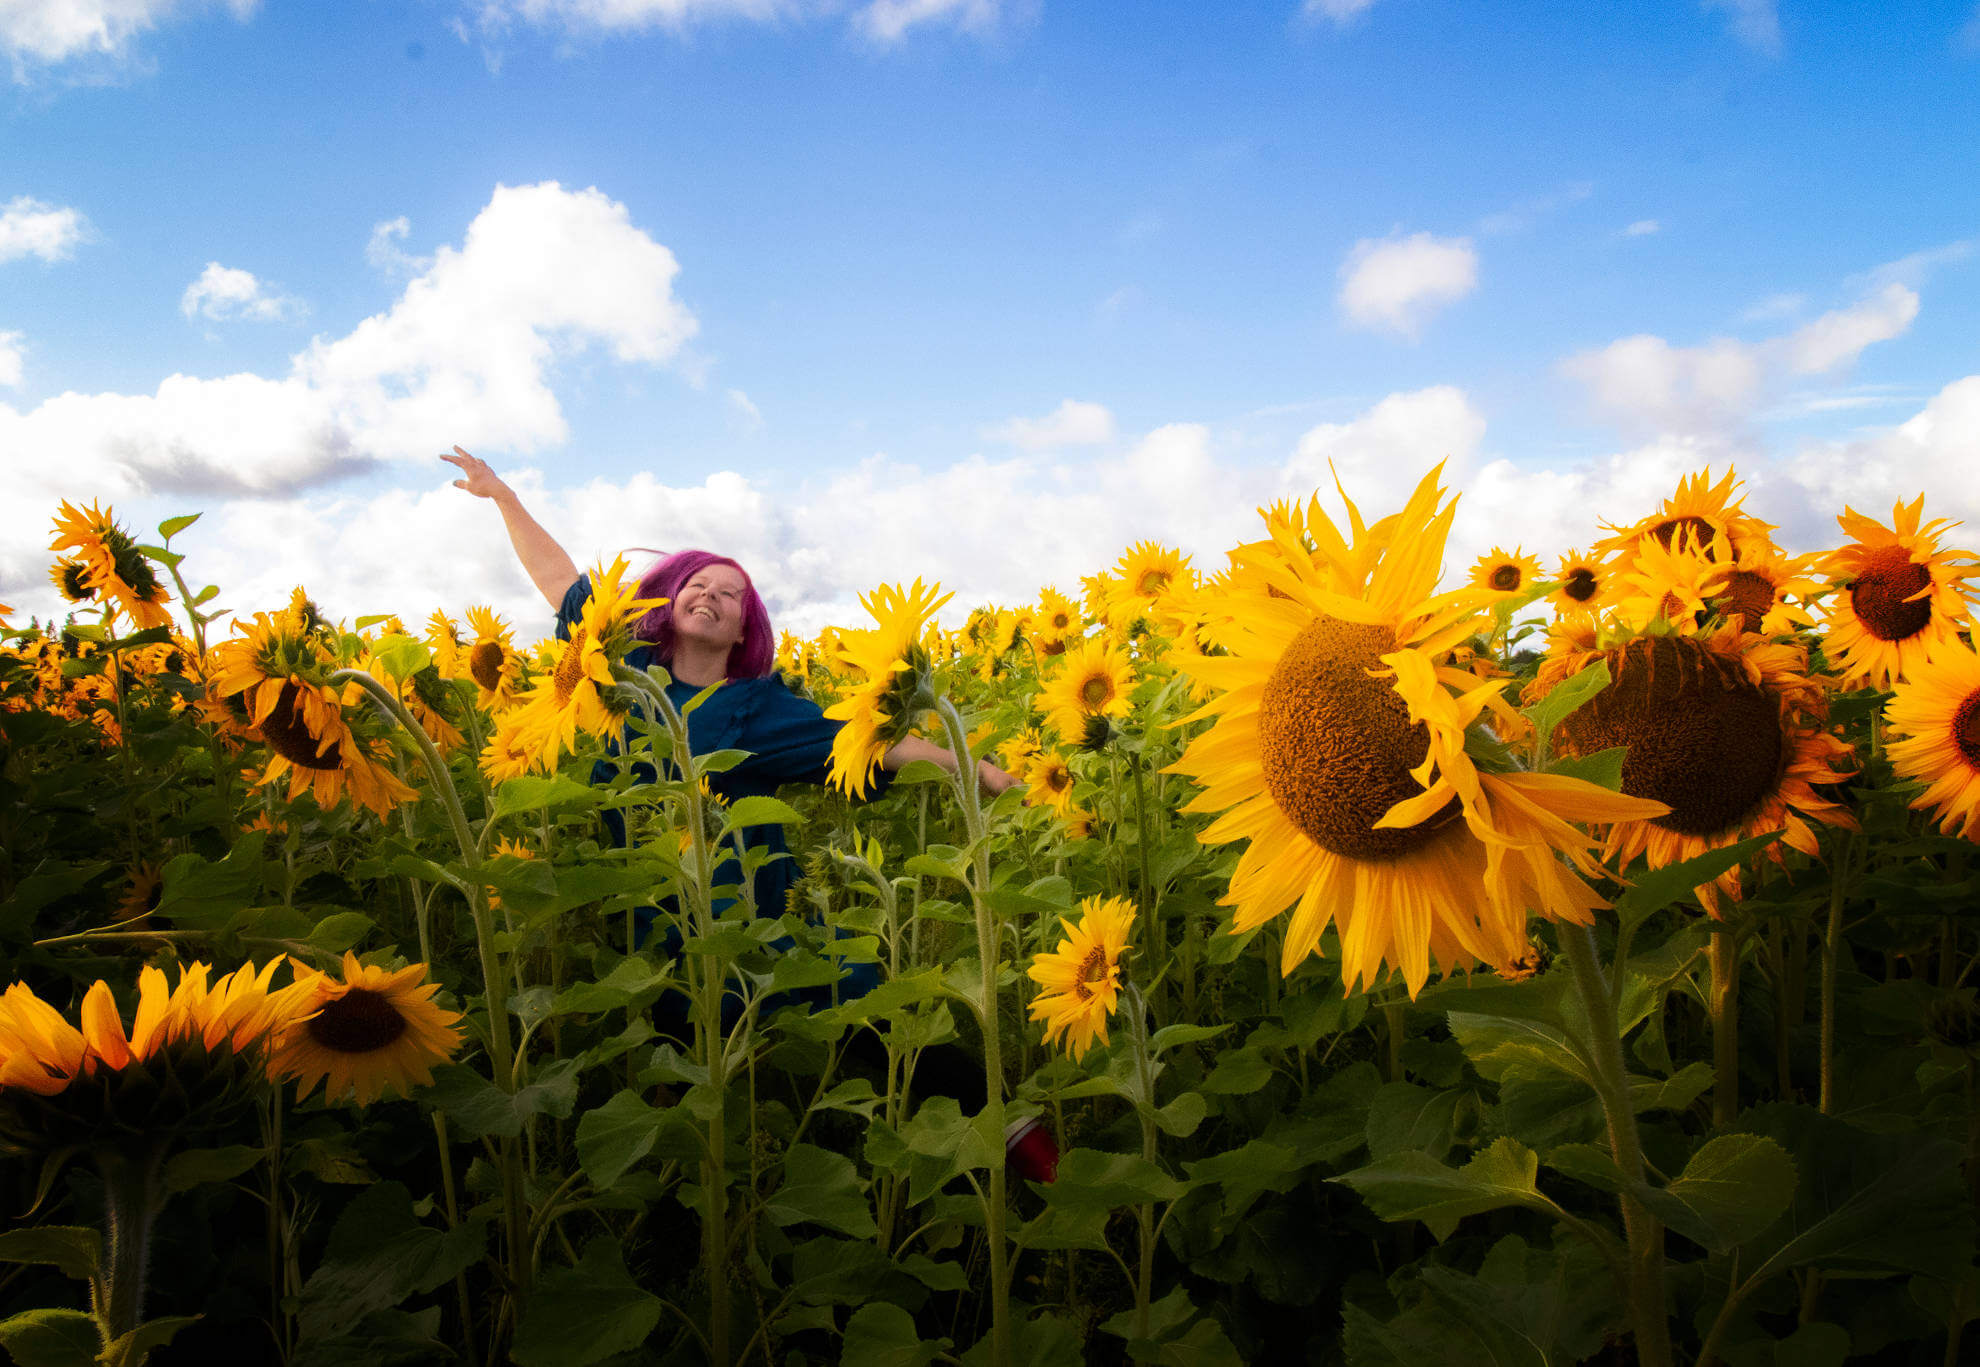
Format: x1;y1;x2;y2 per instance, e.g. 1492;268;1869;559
1594;467;1776;564
1468;546;1543;597
1026;895;1137;1061
823;578;954;797
1550;549;1611;617
1025;750;1078;815
1884;639;1980;843
270;953;464;1107
48;501;173;630
1821;495;1975;690
49;558;96;603
1538;622;1854;914
463;605;523;710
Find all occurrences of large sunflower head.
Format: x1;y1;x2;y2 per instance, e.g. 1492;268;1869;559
1169;466;1667;995
270;953;463;1107
823;578;953;797
1535;622;1855;914
48;501;174;631
1026;895;1136;1061
1821;496;1975;691
1884;640;1980;843
1594;467;1776;564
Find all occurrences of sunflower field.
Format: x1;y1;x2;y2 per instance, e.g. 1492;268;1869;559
3;468;1978;1367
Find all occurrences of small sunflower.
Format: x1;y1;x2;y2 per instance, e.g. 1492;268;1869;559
1708;541;1824;636
1037;636;1134;745
424;611;466;678
825;579;953;797
1468;547;1543;597
1609;533;1732;633
1821;496;1975;690
114;863;163;929
270;953;463;1106
1033;587;1082;654
1027;895;1136;1061
48;501;174;631
1884;641;1980;842
49;558;97;604
1532;622;1856;914
1025;750;1078;816
1594;467;1776;564
1170;467;1669;995
1549;550;1611;617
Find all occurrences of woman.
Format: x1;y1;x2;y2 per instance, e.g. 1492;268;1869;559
442;446;1018;919
444;447;1055;1181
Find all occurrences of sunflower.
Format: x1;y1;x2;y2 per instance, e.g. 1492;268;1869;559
1532;622;1856;914
1169;467;1669;995
1468;547;1543;596
1025;750;1078;816
1609;533;1732;633
1549;550;1611;617
1027;895;1136;1061
1594;467;1775;564
48;501;174;631
825;579;953;797
1707;541;1824;636
499;558;664;774
999;726;1044;774
425;610;466;678
1037;636;1134;745
1821;496;1975;691
269;953;463;1106
1884;641;1980;842
207;610;415;818
1033;587;1082;654
457;606;523;709
114;863;162;930
49;558;96;603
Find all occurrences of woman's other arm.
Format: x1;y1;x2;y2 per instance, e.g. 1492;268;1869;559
441;446;579;608
884;734;1020;797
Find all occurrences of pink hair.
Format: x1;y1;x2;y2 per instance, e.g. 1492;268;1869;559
631;549;776;680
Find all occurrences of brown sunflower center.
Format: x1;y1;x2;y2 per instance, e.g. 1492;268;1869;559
1073;947;1109;1001
552;627;590;705
1258;615;1458;860
1848;546;1934;643
1489;564;1522;591
1557;636;1784;837
1652;516;1718;552
1079;675;1114;709
1713;570;1776;633
261;682;344;771
469;640;506;690
306;987;409;1054
1954;693;1980;769
1042;764;1071;794
1563;567;1599;603
56;560;96;600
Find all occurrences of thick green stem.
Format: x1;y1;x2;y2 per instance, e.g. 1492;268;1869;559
1819;835;1855;1116
334;669;528;1308
1126;986;1158;1342
1710;926;1740;1127
1560;925;1673;1367
932;694;1010;1367
93;1143;166;1347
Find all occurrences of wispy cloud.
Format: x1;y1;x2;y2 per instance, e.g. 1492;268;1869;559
984;398;1116;450
1704;0;1781;55
1622;219;1661;237
2;0;259;76
1478;181;1594;236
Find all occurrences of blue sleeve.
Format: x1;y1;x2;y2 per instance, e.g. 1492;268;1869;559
728;677;894;798
553;575;592;642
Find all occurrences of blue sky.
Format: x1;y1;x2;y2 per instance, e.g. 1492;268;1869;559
4;0;1978;635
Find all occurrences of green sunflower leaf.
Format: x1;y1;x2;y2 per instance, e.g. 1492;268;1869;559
510;1239;662;1367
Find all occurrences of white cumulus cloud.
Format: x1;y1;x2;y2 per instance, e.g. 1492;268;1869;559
0;197;87;263
180;262;304;323
983;399;1116;450
0;179;699;586
1337;232;1478;339
2;0;257;72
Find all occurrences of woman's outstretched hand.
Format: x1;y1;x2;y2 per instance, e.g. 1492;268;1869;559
976;758;1021;798
441;446;509;500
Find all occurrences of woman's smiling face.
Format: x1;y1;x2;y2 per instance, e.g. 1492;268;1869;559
673;563;749;650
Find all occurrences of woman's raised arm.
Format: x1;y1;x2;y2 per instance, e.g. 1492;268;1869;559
442;446;580;608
